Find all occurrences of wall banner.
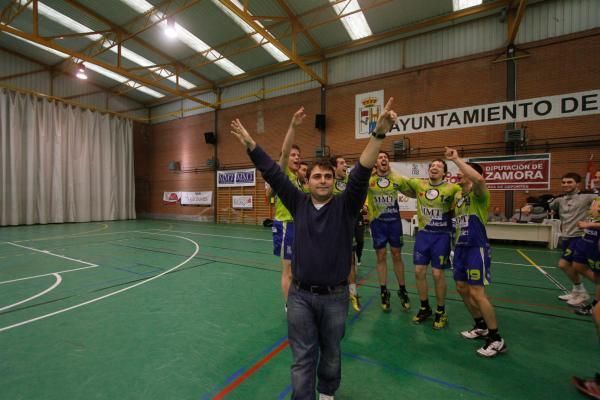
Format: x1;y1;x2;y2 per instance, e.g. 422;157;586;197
217;168;256;187
232;195;253;209
468;153;551;190
163;192;181;203
181;191;213;206
356;89;599;138
355;90;384;139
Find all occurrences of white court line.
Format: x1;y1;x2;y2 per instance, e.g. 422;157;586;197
5;242;97;267
7;227;167;244
0;265;99;285
0;231;199;333
163;230;272;242
0;273;62;312
163;229;557;269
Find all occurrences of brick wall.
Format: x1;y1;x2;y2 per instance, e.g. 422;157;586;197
135;30;600;223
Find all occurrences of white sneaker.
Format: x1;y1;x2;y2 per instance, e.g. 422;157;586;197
477;338;507;358
567;292;590;307
319;394;334;400
461;326;489;339
558;291;575;301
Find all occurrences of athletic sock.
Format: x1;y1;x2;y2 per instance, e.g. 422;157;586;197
436;305;445;313
574;283;586;293
420;299;430;309
488;328;501;341
474;317;487;329
380;285;387;293
349;283;357;296
399;285;407;293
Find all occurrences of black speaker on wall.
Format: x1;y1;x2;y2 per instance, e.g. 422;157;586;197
315;114;326;130
204;131;216;145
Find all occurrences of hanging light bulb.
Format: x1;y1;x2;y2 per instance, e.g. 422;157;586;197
164;18;177;38
76;63;88;80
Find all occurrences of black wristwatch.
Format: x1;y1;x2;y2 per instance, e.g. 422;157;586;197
370;130;386;139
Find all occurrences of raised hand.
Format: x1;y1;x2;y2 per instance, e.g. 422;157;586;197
444;147;459;161
291;106;306;127
230;118;256;150
374;97;398;135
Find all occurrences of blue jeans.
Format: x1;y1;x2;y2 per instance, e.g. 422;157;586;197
287;283;349;400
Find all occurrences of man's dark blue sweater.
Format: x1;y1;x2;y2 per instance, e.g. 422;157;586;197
249;145;371;286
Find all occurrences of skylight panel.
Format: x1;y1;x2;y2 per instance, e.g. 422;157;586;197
21;1;196;89
452;0;483;11
210;0;289;63
330;0;372;40
119;0;246;75
3;30;70;58
2;30;164;98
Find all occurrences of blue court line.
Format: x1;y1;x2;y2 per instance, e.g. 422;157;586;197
348;295;376;326
343;352;496;399
200;335;289;400
276;384;292;400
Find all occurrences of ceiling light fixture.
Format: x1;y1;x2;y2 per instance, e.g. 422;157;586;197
75;63;88;80
164;18;177;38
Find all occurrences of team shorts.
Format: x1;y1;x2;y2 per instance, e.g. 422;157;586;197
413;230;451;269
452;245;492;286
560;237;578;263
370;218;403;249
572;238;600;273
272;220;294;260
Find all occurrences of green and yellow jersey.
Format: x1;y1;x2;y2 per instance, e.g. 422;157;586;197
333;175;349;195
274;166;303;221
367;173;405;222
398;178;460;232
454;189;490;247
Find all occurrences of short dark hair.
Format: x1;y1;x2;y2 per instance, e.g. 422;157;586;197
378;150;389;158
329;155;344;168
429;159;448;174
307;159;335;180
467;162;483;176
562;172;581;183
291;144;301;153
299;161;308;167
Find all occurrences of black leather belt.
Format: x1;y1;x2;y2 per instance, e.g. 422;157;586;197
293;279;348;294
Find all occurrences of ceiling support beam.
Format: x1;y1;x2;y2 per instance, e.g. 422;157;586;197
0;24;216;108
217;0;326;85
507;0;528;45
275;0;322;55
0;45;142;103
315;0;511;56
62;0;214;87
145;0;511;106
0;0;32;26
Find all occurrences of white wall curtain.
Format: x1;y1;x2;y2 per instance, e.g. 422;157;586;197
0;89;136;226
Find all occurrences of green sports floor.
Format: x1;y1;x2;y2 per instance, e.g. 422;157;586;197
0;219;597;400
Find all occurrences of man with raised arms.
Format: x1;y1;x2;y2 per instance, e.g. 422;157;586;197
445;147;506;357
230;98;398;400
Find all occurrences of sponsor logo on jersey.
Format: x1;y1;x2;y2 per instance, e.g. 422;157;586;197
335;180;347;192
377;177;390;188
425;189;439;200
